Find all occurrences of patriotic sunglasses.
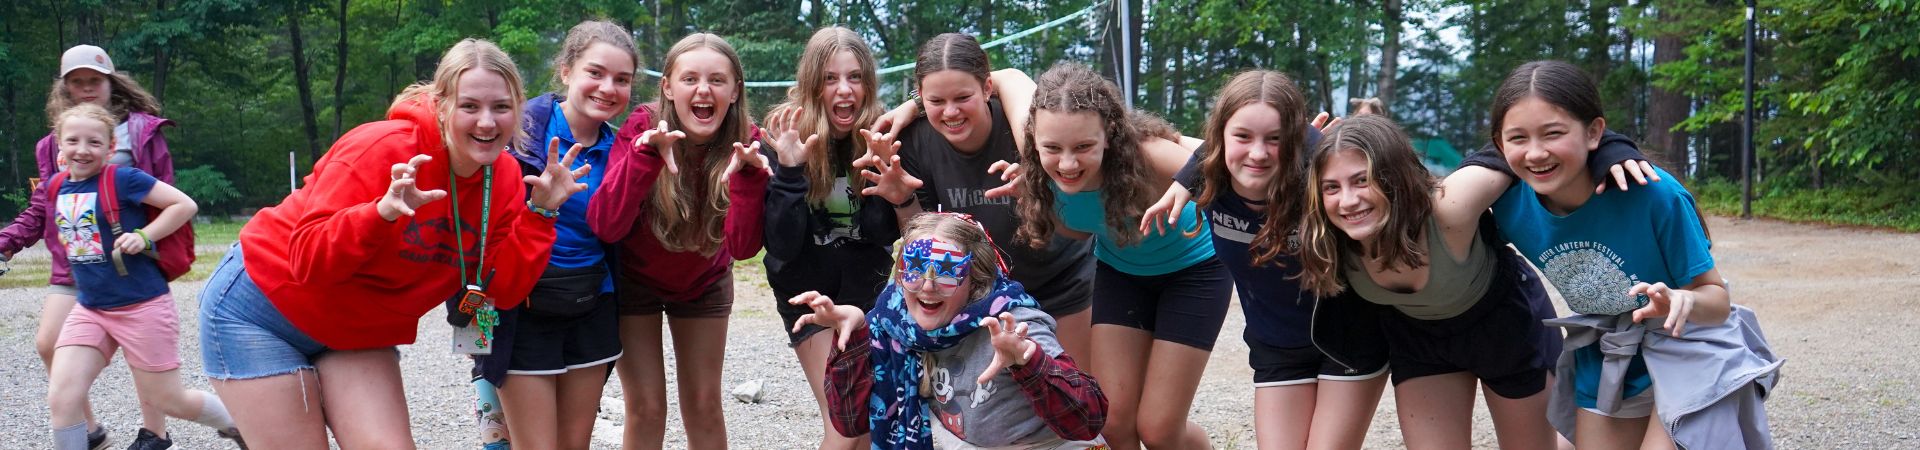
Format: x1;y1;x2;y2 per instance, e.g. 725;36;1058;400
898;236;973;295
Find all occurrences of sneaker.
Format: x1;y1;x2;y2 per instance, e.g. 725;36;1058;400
216;428;248;450
124;428;172;450
86;425;111;450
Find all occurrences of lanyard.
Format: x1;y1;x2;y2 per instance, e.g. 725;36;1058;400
449;164;493;289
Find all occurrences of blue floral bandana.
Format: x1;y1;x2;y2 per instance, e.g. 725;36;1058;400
864;274;1037;449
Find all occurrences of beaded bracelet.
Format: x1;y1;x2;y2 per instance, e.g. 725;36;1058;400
527;201;561;219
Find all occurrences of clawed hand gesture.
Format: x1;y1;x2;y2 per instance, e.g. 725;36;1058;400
983;161;1022;199
977;312;1037;384
376;154;450;221
768;106;819;168
526;137;593;211
637;120;688;174
789;291;867;351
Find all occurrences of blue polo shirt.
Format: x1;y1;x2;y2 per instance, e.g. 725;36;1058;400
540;103;615;293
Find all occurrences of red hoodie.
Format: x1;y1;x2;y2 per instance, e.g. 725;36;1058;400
239;97;556;350
587;104;768;301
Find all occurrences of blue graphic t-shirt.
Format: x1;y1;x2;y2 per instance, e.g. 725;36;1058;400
541;102;615;294
1052;185;1215;276
56;166;168;309
1492;165;1715;407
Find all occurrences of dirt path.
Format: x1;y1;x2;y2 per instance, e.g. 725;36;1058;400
0;215;1912;449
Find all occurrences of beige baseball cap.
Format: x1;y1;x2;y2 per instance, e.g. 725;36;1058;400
60;45;115;78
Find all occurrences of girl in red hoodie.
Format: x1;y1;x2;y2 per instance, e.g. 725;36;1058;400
193;38;587;449
586;32;771;450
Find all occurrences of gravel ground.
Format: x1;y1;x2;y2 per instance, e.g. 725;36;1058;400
1;215;1915;449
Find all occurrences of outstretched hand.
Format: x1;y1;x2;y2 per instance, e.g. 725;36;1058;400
377;154;449;221
725;141;771;176
789;291;867;351
977;312;1037;384
637;120;688;174
526;137;593;211
769;107;818;168
859;154;923;207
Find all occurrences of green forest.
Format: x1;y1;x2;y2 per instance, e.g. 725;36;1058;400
1;0;1916;229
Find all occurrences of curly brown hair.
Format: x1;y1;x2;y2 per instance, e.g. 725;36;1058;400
1014;62;1170;249
1193;70;1310;268
1297;115;1434;297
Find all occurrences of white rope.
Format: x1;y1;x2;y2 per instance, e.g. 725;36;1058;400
640;1;1110;88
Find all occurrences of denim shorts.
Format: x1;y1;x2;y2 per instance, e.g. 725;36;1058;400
199;243;333;380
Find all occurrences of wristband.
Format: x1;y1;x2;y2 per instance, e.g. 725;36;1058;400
133;228;154;249
890;195;916;209
527;201;561;219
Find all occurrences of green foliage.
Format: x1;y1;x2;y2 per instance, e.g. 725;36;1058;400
1693;178;1920;232
173;165;240;213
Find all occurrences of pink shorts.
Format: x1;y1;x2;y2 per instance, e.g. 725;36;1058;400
57;294;182;372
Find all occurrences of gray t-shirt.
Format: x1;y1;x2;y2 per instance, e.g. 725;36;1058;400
110;121;136;165
920;305;1082;447
899;99;1093;307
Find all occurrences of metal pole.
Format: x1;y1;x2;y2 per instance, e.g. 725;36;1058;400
1116;0;1134;108
290;150;298;193
1741;0;1755;219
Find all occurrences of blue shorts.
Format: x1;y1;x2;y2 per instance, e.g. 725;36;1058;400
198;243;334;380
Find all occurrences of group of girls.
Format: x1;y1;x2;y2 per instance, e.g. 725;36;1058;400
7;15;1778;450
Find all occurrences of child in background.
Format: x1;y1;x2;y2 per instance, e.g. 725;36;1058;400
42;103;242;449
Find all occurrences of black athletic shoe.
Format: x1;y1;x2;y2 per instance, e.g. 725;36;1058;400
124;428;172;450
86;425;111;450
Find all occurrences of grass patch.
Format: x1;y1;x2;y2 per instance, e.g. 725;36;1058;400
1692;179;1920;232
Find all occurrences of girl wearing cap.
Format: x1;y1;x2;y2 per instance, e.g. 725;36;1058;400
0;44;177;447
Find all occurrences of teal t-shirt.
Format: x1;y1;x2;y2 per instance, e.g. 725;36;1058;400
1492;165;1715;408
1053;185;1215;276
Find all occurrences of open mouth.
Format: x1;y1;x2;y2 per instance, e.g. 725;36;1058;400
1339;208;1374;226
832;101;856;123
940;118;967;135
1525;162;1560;180
691;101;716;121
471;133;499;144
1054;169;1085;184
915;295;943;315
588;95;619;110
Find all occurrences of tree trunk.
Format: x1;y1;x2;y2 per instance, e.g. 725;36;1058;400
152;0;171;103
5;14;17;187
1587;0;1612;77
1646;4;1690;176
1347;58;1366;106
290;8;323;162
334;0;350;140
810;0;825;27
1377;0;1401;106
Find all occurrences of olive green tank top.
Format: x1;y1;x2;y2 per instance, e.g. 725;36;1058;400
1343;216;1496;320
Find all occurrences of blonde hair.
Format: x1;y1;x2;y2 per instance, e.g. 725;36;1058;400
54;103;118;145
391;38;530;154
897;213;1004;300
647;33;752;256
768;26;884;205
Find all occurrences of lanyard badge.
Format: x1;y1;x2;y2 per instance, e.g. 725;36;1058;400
449;164;497;355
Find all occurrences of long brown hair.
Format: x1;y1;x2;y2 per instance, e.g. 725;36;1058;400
768;26;883;205
898;212;1004;300
391;38;530;154
1014;62;1173;249
45;70;162;124
648;33;753;256
1194;70;1310;267
1297;115;1433;297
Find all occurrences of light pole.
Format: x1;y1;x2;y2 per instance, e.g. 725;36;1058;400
1742;0;1756;219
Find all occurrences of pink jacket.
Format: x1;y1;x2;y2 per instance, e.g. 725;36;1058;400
0;111;176;286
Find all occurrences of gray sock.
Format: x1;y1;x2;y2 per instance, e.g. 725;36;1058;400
52;422;87;450
192;391;238;430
